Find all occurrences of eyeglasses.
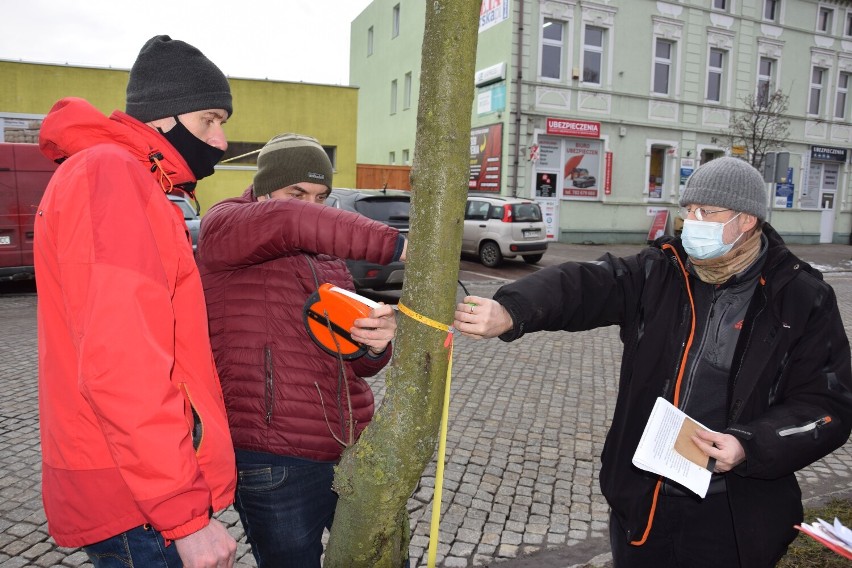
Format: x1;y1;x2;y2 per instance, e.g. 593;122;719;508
679;206;732;221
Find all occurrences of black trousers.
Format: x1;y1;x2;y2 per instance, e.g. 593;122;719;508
610;492;742;568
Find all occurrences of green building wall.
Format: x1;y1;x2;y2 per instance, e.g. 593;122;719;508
0;61;358;213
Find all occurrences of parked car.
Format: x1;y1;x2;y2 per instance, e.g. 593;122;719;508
462;195;548;268
0;143;58;281
326;188;410;291
167;193;200;250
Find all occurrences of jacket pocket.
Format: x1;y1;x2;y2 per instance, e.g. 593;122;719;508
178;382;204;452
264;346;274;424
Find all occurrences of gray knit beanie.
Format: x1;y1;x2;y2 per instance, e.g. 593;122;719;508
126;35;232;123
253;134;334;197
679;157;767;220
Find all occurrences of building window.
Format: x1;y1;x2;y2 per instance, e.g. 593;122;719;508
367;26;374;56
818;6;834;33
392;4;400;38
540;18;565;80
583;26;605;85
836;72;850;119
653;39;673;95
712;0;728;12
402;149;410;164
846;12;852;36
809;67;826;115
404;72;412;110
764;0;779;22
757;57;776;106
706;48;724;102
389;151;396;164
648;145;669;200
390;79;398;115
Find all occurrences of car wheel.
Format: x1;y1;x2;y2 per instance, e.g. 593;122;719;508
479;241;503;268
523;254;543;265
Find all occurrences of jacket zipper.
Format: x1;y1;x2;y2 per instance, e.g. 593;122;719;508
264;346;274;424
778;416;831;439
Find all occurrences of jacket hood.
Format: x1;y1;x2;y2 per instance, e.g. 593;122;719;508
39;97;196;187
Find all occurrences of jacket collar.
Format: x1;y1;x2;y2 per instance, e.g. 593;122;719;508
38;97;196;187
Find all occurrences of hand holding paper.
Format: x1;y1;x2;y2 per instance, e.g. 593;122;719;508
691;429;746;473
632;397;715;498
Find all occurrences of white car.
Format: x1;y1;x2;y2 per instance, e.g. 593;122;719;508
462;195;548;267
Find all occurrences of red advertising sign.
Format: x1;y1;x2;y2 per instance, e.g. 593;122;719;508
469;123;503;192
546;118;601;138
647;210;670;242
604;151;613;195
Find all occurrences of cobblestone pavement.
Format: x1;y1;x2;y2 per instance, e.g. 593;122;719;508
1;243;852;567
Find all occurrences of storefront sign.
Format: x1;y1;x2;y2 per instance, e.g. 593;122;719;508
774;167;794;209
810;145;848;162
475;62;506;87
479;0;510;33
546;118;601;139
469;123;503;192
477;82;506;115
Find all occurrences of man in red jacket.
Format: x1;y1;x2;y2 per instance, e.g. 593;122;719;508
35;36;237;567
196;133;407;567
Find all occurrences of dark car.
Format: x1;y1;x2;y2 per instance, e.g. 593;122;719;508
167;193;200;250
326;188;410;291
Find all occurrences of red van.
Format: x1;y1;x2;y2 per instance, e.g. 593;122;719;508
0;143;58;281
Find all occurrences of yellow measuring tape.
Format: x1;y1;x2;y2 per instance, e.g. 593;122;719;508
396;301;454;568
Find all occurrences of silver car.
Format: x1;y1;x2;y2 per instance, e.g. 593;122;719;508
462;195;548;267
167;193;200;250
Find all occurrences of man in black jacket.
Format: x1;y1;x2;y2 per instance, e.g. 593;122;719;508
454;157;852;567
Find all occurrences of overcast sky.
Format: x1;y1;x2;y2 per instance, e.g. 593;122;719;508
0;0;374;85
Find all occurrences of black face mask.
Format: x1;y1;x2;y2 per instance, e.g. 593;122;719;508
158;117;225;181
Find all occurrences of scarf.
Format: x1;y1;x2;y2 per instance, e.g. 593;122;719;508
690;227;763;285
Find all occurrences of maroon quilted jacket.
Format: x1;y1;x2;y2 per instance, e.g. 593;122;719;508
196;186;401;462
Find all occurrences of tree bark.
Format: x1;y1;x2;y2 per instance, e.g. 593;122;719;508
324;1;481;566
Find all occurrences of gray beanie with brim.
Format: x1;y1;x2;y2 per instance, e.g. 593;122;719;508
126;35;232;123
679;157;767;220
253;134;334;197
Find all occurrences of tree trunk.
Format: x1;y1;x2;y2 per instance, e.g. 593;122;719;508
324;1;481;566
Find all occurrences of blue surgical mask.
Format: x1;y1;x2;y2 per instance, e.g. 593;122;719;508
681;213;742;260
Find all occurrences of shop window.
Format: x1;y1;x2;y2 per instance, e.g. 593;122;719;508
648;146;668;199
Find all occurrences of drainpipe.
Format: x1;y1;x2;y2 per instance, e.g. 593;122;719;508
510;0;524;198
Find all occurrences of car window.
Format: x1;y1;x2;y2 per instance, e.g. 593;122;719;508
465;200;490;220
352;198;410;223
513;203;542;222
488;205;503;220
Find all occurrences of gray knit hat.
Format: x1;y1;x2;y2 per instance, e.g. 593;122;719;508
126;35;232;123
679;157;767;220
253;134;334;197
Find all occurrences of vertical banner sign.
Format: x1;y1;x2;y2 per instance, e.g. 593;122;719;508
562;139;601;199
775;167;794;209
604;151;613;195
479;0;510;33
469;123;503;192
540;199;560;241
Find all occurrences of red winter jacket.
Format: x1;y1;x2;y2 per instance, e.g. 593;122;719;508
35;98;236;547
196;187;401;462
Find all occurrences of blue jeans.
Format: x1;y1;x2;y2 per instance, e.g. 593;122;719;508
235;460;338;568
83;524;181;567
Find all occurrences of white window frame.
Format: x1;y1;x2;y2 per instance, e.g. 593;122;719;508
706;48;725;103
403;72;412;110
836;72;850;119
582;25;605;86
757;56;776;106
763;0;780;23
539;17;566;81
367;26;374;56
402;149;410;165
809;66;826;116
392;4;400;38
846;11;852;37
818;5;834;34
390;79;398;115
645;140;678;201
653;38;674;96
389;151;396;165
712;0;729;13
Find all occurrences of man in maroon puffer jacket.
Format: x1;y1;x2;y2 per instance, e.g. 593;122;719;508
196;133;406;567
